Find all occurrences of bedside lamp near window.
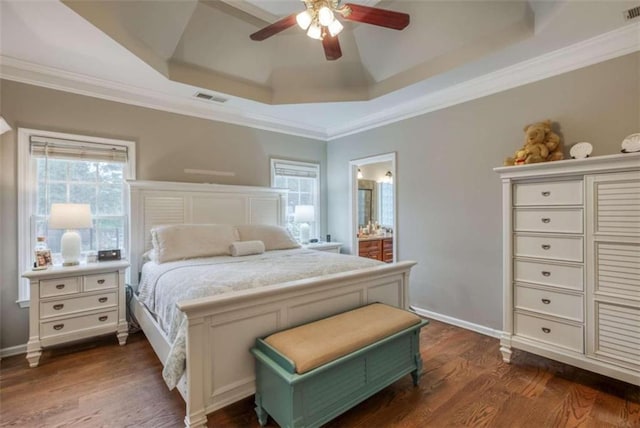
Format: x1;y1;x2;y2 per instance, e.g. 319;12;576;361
49;203;92;266
294;205;315;244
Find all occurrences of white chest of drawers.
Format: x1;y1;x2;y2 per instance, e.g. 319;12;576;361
495;153;640;385
22;260;129;367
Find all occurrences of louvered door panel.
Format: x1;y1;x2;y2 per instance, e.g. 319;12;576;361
595;303;640;368
594;178;640;237
595;242;640;299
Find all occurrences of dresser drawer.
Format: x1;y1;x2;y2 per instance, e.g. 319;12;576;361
514;260;583;291
84;272;118;291
515;285;583;322
40;309;118;340
359;240;380;251
514;180;583;206
40;277;80;298
514;208;583;234
40;291;117;319
514;235;583;262
515;312;583;352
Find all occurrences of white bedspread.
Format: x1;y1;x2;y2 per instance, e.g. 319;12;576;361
137;248;383;388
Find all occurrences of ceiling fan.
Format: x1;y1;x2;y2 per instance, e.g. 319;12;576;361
249;0;410;61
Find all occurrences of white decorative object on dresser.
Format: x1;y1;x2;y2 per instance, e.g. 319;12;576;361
495;153;640;385
303;242;342;253
22;260;129;367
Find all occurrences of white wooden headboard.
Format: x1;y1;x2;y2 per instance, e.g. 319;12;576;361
127;180;288;286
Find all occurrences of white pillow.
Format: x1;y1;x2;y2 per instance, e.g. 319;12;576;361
151;224;239;263
229;240;265;257
235;224;300;251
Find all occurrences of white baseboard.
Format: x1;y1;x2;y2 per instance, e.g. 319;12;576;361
411;306;503;339
0;343;27;359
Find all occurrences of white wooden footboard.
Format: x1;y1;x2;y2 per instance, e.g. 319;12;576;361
177;261;415;428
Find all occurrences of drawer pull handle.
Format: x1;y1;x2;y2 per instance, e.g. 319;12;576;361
55;284;65;290
541;218;551;223
541;327;551;334
541;299;551;304
97;279;106;285
541;271;551;277
98;297;108;303
53;324;64;330
541;244;551;250
53;304;64;310
541;191;551;197
98;316;108;322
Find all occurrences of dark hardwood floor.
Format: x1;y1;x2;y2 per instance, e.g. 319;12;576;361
1;320;638;427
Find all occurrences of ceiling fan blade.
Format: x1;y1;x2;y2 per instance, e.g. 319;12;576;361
322;34;342;61
339;4;409;30
249;14;297;41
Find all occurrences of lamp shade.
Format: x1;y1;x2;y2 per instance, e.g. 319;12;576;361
294;205;315;223
49;203;92;229
0;116;11;135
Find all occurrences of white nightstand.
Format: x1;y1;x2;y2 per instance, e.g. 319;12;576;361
22;260;129;367
303;242;342;253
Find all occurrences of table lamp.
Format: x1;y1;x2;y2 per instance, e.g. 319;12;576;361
294;205;315;244
49;203;92;266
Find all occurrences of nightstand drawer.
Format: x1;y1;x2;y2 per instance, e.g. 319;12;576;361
515;285;583;322
514;208;583;234
514;235;583;262
40;291;117;319
514;180;583;206
515;312;583;352
514;260;583;291
84;272;118;291
40;309;118;339
40;277;80;298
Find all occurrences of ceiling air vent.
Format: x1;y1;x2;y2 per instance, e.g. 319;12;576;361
623;6;640;21
194;91;228;103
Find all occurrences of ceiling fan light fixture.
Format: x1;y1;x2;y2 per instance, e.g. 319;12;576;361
328;18;344;37
296;10;313;30
307;22;323;40
318;6;334;26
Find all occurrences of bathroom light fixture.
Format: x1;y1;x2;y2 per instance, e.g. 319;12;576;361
357;168;363;179
384;171;393;183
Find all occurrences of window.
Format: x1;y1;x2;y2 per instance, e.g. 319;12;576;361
17;129;135;306
378;182;394;227
270;159;320;242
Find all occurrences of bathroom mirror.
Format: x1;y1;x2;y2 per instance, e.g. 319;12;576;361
357;180;376;226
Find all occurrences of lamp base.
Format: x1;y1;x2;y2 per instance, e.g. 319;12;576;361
60;230;82;266
299;223;310;244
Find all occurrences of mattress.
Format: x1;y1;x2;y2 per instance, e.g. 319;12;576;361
137;248;383;387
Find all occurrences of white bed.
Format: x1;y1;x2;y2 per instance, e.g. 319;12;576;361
128;180;416;427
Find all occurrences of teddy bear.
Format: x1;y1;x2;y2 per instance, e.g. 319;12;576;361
504;120;563;166
543;131;564;161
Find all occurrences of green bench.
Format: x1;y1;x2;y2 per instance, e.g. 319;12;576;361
250;303;428;427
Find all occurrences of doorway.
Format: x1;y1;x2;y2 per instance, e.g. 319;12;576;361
349;153;397;263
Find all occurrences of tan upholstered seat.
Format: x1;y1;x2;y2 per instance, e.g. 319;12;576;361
264;303;422;374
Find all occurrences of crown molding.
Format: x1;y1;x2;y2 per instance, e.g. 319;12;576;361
326;22;640;140
0;57;328;141
1;23;638;142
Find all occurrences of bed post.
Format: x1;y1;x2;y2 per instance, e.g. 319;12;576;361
184;316;208;428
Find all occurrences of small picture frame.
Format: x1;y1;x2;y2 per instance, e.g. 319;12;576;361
35;249;52;268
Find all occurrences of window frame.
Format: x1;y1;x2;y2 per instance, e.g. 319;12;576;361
270;158;321;241
17;128;135;307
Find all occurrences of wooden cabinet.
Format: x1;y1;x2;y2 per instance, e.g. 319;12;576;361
22;260;129;367
358;237;393;262
495;153;639;386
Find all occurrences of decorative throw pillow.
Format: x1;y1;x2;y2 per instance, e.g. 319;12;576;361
151;224;239;263
229;240;265;257
235;224;300;251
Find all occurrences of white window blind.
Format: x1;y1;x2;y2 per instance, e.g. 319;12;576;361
30;136;128;163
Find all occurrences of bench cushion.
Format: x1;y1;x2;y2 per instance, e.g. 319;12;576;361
264;303;422;374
